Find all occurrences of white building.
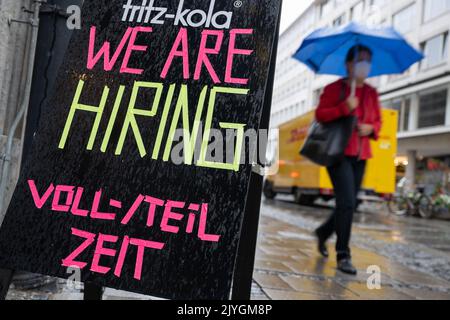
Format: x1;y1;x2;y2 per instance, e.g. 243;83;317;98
272;0;450;186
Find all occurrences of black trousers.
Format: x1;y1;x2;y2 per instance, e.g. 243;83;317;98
317;157;366;261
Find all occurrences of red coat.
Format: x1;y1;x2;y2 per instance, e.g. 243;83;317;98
315;79;382;161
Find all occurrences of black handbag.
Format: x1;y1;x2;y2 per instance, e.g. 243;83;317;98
300;82;357;167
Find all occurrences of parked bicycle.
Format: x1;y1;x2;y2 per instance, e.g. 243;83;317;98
388;178;434;219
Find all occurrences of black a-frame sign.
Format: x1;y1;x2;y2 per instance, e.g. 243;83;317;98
0;0;282;300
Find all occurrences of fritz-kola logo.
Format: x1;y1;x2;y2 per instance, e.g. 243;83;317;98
122;0;234;29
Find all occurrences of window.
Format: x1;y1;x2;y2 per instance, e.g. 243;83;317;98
388;99;403;132
385;98;411;132
389;68;411;82
320;0;333;18
424;0;450;22
367;0;385;24
421;33;449;69
335;0;347;8
393;4;416;34
333;14;345;27
370;0;387;7
350;1;365;22
418;89;447;129
379;19;389;27
402;98;411;132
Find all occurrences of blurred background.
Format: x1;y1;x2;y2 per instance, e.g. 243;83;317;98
271;0;449;195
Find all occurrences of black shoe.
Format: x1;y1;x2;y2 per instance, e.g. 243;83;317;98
337;259;357;275
314;230;329;258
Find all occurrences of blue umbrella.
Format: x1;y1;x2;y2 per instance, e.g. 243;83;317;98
293;22;424;78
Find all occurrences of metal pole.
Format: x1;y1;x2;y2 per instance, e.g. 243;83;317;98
0;0;44;218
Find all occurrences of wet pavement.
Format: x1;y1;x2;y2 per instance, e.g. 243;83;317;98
5;196;450;300
251;196;450;300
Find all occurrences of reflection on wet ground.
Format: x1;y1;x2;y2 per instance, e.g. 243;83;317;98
251;196;450;300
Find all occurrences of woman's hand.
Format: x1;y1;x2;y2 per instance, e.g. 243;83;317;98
358;124;374;137
346;96;359;112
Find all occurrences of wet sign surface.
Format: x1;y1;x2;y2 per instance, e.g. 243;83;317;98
0;0;280;299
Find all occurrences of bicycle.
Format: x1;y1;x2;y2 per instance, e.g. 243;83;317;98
388;179;434;218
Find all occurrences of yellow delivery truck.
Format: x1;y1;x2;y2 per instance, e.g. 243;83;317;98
264;109;398;205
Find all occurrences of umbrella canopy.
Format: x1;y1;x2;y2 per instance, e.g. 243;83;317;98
293;22;424;77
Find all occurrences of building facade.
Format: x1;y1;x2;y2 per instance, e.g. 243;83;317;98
272;0;450;188
0;0;36;223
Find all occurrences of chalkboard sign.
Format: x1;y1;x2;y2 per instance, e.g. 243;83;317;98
0;0;280;300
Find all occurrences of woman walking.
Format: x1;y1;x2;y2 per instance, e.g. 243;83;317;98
314;45;382;275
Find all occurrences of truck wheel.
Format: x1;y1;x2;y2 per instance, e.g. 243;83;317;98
263;181;277;200
303;195;317;206
294;190;315;206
